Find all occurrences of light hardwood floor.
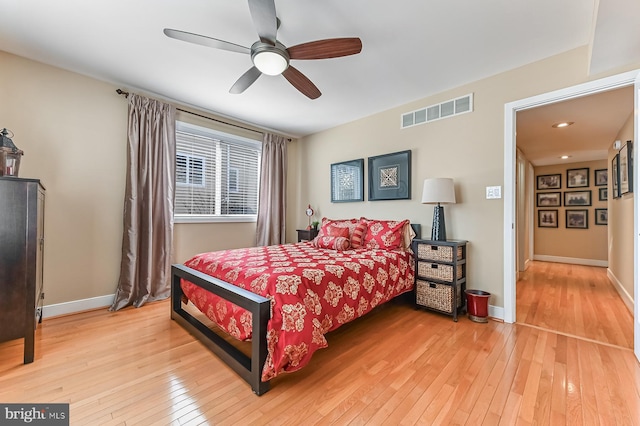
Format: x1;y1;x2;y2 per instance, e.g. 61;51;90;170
1;268;639;425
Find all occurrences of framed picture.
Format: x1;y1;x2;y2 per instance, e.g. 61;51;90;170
536;174;561;190
368;150;411;201
595;208;608;225
594;169;608;186
619;141;633;195
536;192;561;207
330;158;364;202
566;209;588;229
612;154;620;198
538;209;558;228
567;168;589;188
564;190;591;206
598;187;607;201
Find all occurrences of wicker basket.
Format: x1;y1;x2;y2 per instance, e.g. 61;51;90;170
417;261;463;282
416;243;463;262
416;280;462;313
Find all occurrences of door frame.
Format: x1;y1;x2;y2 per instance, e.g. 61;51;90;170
503;69;640;360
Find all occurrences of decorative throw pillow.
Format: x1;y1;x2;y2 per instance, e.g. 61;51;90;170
350;219;368;249
361;218;409;250
314;218;359;243
313;236;351;251
326;225;350;238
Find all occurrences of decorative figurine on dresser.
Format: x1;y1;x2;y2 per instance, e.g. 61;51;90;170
412;239;467;321
0;176;46;363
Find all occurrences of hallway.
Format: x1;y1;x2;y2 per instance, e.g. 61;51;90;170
516;261;633;349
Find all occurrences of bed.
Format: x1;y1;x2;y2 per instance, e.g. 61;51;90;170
171;218;420;395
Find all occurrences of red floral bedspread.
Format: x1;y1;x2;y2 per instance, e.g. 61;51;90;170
181;242;415;381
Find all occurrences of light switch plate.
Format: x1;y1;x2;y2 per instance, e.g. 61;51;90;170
486;186;502;199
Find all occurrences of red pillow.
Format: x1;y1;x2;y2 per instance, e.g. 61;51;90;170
313;236;351;251
350;219;368;249
361;218;409;250
315;218;359;242
326;225;350;238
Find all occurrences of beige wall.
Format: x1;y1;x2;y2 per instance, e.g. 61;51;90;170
533;160;608;261
297;46;623;307
609;113;635;299
0;50;127;305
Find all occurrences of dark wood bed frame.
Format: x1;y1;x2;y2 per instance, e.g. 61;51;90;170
170;224;420;396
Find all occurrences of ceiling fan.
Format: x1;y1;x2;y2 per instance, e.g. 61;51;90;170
163;0;362;99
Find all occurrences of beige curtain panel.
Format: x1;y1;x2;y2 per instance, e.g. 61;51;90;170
110;94;176;311
256;133;288;246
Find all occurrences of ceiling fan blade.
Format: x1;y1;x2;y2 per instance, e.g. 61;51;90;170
248;0;277;45
164;28;250;55
229;67;262;94
282;66;321;99
287;38;362;60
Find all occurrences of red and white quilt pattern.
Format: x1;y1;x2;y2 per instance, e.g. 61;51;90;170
181;242;415;381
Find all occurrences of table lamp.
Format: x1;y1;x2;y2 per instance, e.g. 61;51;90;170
421;178;456;241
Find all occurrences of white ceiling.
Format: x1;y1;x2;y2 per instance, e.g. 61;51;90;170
0;0;637;142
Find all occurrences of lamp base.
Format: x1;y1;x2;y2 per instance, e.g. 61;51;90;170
431;204;447;241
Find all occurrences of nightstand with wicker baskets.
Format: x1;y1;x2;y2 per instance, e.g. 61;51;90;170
412;239;467;321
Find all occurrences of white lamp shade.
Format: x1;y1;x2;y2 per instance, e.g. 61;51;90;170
421;178;456;204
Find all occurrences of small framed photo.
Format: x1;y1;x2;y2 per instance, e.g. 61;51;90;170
619;141;633;195
538;209;558;228
331;158;364;202
564;190;591;206
612;154;620;198
598;187;607;201
536;174;561;190
567;168;589;188
595;208;608;225
594;169;608;186
536;192;561;207
566;209;588;229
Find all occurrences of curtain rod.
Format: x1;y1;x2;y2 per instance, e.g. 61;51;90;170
116;89;291;140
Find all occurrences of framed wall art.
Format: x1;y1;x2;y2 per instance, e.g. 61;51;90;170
536;192;561;207
594;169;608;186
564;190;591;206
368;150;411;201
536;174;561;190
330;158;364;202
612;154;620;198
538;209;558;228
566;168;589;188
598;187;607;201
595;208;608;225
566;209;588;229
619;140;633;195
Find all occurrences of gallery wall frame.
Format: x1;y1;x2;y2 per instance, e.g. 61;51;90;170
566;209;588;229
564;190;591;207
536;192;561;207
330;158;364;202
538;209;558;228
595;208;608;225
536;174;561;190
599;187;608;201
612;153;620;198
368;150;411;201
566;168;589;188
594;169;608;186
620;140;633;195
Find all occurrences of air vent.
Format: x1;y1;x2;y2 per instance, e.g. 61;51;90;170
400;93;473;129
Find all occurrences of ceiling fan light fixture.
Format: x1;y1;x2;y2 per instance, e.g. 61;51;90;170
253;51;288;75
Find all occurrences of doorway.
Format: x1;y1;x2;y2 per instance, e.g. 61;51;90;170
503;69;640;361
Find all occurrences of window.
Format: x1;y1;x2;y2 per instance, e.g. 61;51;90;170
174;121;262;222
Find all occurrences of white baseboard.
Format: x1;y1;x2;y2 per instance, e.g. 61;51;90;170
606;269;634;314
43;294;115;319
533;255;608;268
489;305;504;321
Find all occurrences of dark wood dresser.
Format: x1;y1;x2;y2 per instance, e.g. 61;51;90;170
0;177;45;363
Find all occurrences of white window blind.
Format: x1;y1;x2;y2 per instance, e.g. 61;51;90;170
174;121;262;221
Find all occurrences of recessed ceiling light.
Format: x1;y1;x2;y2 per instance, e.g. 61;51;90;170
560;155;570;159
552;122;574;128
